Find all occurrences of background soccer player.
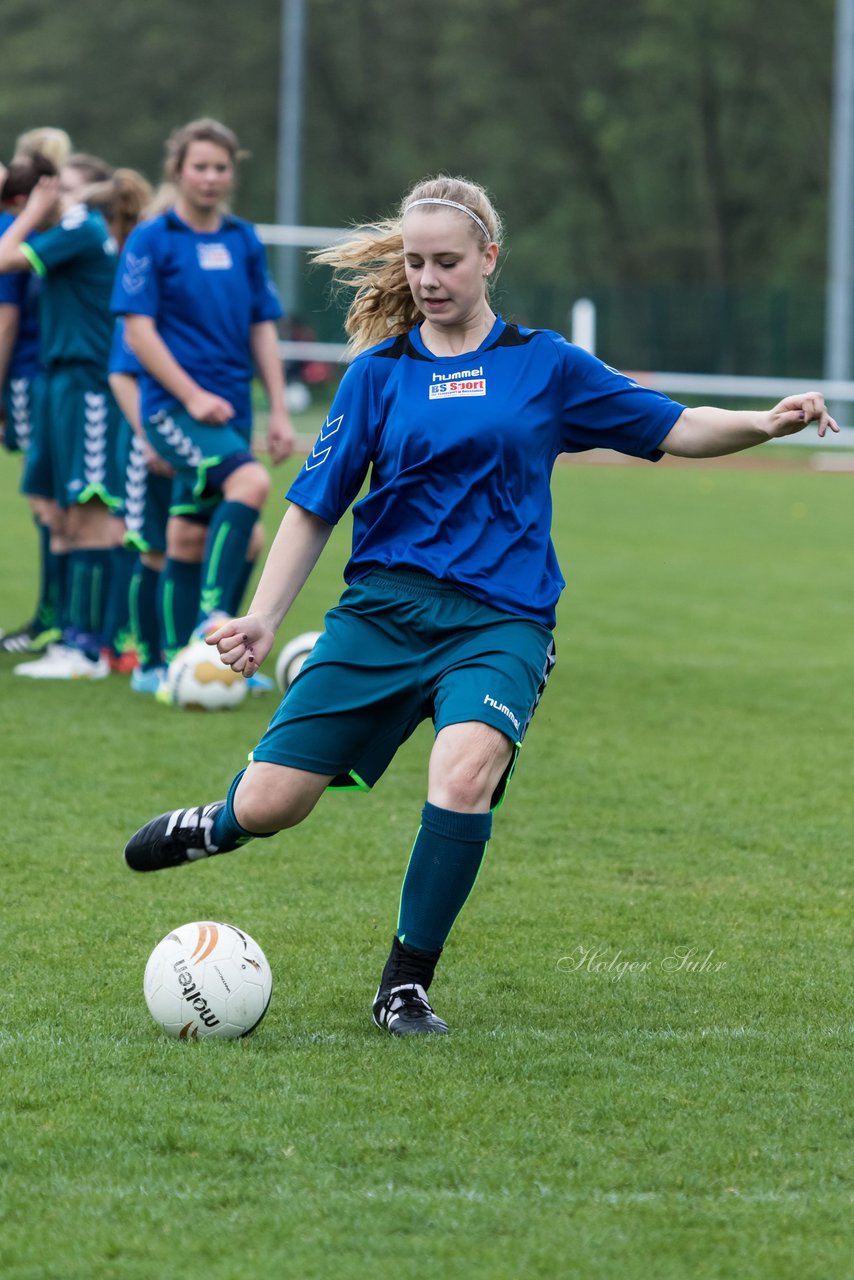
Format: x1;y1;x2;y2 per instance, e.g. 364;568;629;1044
0;155;150;679
124;175;838;1037
111;118;295;669
0;153;61;656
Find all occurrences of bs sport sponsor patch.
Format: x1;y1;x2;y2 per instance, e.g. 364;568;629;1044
429;366;486;400
197;242;233;271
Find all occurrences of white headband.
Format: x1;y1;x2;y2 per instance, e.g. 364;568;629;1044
404;197;491;241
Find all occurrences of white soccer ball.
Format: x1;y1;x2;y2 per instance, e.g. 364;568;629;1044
167;639;248;710
144;921;273;1040
275;630;321;692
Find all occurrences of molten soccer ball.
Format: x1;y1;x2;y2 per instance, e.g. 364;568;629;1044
275;630;321;692
166;639;248;710
144;921;273;1040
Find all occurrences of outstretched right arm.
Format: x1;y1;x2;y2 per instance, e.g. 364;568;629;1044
208;502;333;676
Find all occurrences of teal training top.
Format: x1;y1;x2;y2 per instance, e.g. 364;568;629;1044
23;204;119;372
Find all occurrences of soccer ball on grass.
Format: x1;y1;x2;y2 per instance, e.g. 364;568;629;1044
144;921;273;1040
166;639;248;710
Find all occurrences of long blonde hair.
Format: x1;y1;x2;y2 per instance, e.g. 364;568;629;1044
312;175;504;355
15;126;72;169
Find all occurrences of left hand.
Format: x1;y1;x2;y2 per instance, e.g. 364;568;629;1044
206;612;275;678
764;392;840;440
264;407;297;465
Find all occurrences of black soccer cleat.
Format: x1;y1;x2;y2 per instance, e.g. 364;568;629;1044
372;983;449;1036
0;623;60;655
124;802;226;872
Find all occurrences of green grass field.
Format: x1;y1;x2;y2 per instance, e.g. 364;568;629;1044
1;433;852;1280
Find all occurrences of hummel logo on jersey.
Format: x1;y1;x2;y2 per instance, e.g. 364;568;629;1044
122;253;150;294
429;366;486;399
197;243;233;270
61;203;88;230
305;414;342;470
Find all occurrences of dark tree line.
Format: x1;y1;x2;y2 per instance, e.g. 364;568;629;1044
0;0;835;371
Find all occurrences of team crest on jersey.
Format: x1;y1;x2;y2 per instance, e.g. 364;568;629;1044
197;242;233;271
429;366;486;400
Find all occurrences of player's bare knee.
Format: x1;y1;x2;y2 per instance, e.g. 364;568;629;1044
166;516;204;561
224;462;270;509
430;763;493;812
429;723;512;811
233;763;327;834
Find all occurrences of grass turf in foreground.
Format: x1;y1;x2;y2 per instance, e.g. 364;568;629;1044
0;445;852;1279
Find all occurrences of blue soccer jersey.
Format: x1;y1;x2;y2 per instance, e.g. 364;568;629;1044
22;204;118;371
110;209;283;427
0;212;42;381
287;316;686;628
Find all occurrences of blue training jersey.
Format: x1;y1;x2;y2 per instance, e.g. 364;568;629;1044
22;204;118;372
287;316;686;629
0;212;43;381
110;209;283;427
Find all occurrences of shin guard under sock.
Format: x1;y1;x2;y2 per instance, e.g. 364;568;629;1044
102;545;137;654
67;548;111;657
396;802;493;954
130;561;163;670
159;558;201;662
199;501;258;621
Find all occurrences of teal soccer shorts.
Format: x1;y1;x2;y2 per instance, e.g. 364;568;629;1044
250;569;557;806
121;431;170;553
144;403;255;518
2;373;43;456
43;366;124;510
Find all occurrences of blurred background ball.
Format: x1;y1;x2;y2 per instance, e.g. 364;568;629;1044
275;630;321;692
166;639;248;710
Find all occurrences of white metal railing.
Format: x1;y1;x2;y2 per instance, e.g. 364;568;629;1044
260;232;854;441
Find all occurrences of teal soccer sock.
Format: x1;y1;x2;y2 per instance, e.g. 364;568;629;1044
33;519;61;632
67;548;111;656
130;561;162;670
397;803;493;953
200;501;258;621
159;558;201;662
102;545;137;654
224;553;257;617
209;769;276;852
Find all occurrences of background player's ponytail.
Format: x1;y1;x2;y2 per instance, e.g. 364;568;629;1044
0;152;58;206
313;174;503;356
108;169;154;248
63;154;152;249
